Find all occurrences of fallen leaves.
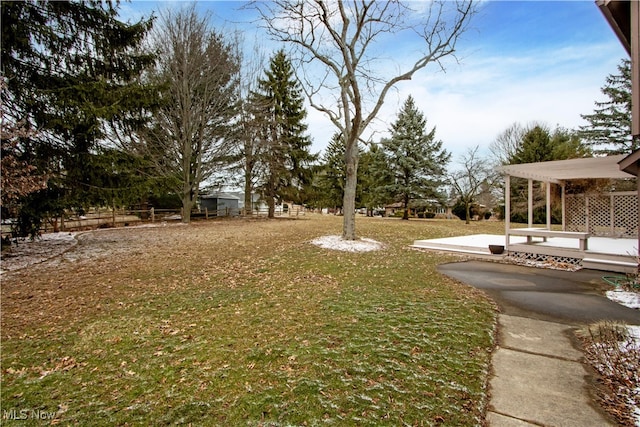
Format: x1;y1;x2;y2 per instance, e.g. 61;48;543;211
1;216;502;425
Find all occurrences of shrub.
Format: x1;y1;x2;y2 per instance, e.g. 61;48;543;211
579;321;640;426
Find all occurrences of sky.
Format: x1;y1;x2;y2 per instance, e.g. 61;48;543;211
121;1;628;162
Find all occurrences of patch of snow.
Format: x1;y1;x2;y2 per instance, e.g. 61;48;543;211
311;235;383;252
1;232;77;273
606;291;640;310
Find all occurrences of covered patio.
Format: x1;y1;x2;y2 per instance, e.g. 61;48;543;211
412;233;637;272
413;156;638;273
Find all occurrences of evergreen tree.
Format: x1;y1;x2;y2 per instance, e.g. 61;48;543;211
550;127;591;160
317;132;380;213
318;133;347;211
250;50;316;218
1;0;157;236
377;96;450;220
506;125;590;224
510;125;555;164
509;125;588;165
359;144;390;215
580;59;634;155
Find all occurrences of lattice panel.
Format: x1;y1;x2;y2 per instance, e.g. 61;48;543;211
566;195;586;232
507;252;582;270
613;195;637;238
589;195;611;236
566;192;637;237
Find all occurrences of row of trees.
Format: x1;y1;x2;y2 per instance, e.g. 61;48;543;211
311;57;634;224
314;96;452;220
1;3;317;236
1;1;633;239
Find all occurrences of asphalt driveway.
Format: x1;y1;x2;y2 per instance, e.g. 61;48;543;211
438;260;640;325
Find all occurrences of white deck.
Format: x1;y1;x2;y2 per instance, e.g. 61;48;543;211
411;234;638;273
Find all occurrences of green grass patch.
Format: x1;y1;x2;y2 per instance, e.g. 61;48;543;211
1;216;500;425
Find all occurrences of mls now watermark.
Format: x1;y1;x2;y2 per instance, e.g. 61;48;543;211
2;408;57;421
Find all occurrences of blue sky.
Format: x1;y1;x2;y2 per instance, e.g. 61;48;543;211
122;1;628;160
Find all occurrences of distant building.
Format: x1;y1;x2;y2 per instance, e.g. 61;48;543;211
199;193;240;216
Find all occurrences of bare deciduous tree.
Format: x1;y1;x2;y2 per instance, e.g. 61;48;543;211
0;80;48;208
141;5;240;223
489;121;550;166
253;0;476;239
489;122;525;167
232;40;267;214
448;146;496;224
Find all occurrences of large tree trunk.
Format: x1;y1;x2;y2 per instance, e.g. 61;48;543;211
267;197;275;219
244;172;253;216
402;195;410;220
181;193;192;224
465;201;471;225
342;140;359;240
181;177;192;224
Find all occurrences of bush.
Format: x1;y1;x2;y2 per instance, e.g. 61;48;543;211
452;201;481;221
510;206;562;224
580;321;640;426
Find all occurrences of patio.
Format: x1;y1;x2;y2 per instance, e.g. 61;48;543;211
411;233;637;273
412;155;639;273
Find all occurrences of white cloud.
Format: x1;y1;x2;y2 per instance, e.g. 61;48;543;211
308;38;625;161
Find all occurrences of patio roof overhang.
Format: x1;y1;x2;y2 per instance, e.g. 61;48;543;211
500;155;634;184
619;148;640;176
597;0;632;55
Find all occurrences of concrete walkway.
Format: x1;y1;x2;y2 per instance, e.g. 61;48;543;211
436;261;640;426
487;315;615;426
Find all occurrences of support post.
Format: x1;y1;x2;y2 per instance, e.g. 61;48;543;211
561;183;566;231
546;181;551;230
631;0;639;139
528;179;533;228
505;174;511;248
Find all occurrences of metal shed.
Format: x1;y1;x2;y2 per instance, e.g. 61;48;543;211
199;193;240;217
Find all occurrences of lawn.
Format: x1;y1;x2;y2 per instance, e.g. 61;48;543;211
1;215;503;426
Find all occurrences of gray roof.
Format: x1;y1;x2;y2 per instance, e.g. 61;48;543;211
200;192;240;200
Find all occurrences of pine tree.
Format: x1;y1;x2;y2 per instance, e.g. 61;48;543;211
357;144;388;215
250;50;316;218
378;96;450;220
318;133;347;211
580;59;634;155
1;0;157;236
510;125;555;164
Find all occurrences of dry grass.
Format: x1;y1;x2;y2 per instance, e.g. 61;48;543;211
1;215;501;425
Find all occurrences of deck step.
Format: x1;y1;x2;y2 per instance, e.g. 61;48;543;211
410;241;506;258
411;244;489;256
582;257;638;274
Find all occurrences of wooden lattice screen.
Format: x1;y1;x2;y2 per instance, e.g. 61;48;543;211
566;192;637;238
